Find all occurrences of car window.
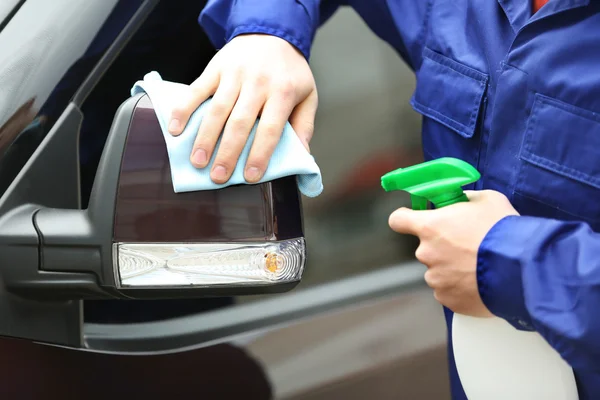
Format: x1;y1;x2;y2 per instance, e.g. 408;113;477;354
0;0;145;198
76;0;215;206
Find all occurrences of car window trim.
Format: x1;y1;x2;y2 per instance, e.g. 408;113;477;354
0;0;25;33
72;0;159;106
82;261;426;354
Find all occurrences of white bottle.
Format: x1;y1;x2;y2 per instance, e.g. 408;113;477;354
452;314;579;400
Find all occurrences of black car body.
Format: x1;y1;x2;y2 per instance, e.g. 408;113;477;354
0;1;449;399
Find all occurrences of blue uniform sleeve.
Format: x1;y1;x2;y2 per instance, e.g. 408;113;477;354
199;0;343;59
478;215;600;372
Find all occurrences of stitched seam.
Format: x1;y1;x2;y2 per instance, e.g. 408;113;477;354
422;49;489;134
522;153;600;190
501;61;530;76
423;48;488;82
537;93;600;123
416;0;434;49
411;98;471;138
413;55;488;138
521;94;600;189
520;93;541;170
513;190;600;222
514;88;539;195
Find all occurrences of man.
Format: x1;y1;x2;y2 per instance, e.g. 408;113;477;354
169;1;600;398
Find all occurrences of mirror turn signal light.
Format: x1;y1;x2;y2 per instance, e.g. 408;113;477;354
114;238;306;288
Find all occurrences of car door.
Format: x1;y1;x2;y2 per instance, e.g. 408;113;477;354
0;1;449;399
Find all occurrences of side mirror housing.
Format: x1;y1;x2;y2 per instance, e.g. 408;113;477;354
0;94;306;346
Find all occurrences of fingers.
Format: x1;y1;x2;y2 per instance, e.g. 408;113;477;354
169;65;220;135
189;76;242;170
423;268;439;289
243;87;296;183
288;90;318;151
415;243;440;267
388;207;432;237
210;83;266;183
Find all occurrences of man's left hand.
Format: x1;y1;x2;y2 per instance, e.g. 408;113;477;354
388;190;519;317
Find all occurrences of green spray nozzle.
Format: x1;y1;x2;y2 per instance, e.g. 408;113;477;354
381;157;481;210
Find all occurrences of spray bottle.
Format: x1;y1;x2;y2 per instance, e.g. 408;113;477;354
381;157;578;400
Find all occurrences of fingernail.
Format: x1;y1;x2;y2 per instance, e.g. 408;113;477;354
212;165;228;182
192;149;207;166
168;118;181;133
245;167;262;182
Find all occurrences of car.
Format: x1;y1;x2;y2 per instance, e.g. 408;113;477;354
0;1;449;399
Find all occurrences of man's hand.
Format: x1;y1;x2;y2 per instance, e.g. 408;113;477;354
388;190;519;317
168;34;318;184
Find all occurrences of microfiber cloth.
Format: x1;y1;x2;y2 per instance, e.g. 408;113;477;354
130;71;323;197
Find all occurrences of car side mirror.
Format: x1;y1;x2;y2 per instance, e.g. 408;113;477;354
0;94;305;347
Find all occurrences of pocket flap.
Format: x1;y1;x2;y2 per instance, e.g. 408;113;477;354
521;94;600;189
411;48;489;138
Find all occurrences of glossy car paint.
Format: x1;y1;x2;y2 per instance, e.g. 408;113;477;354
0;1;450;399
0;276;448;399
0;0;140;200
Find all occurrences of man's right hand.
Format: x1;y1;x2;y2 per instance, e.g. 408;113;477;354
168;34;318;184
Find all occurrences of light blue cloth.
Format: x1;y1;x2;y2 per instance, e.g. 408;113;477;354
130;71;323;197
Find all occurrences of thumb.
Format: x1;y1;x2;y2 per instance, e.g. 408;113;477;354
289;91;318;152
388;207;431;237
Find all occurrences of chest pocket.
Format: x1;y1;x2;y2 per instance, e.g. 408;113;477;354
515;94;600;228
411;48;489;162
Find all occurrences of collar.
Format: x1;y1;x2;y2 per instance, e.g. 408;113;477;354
498;0;590;32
